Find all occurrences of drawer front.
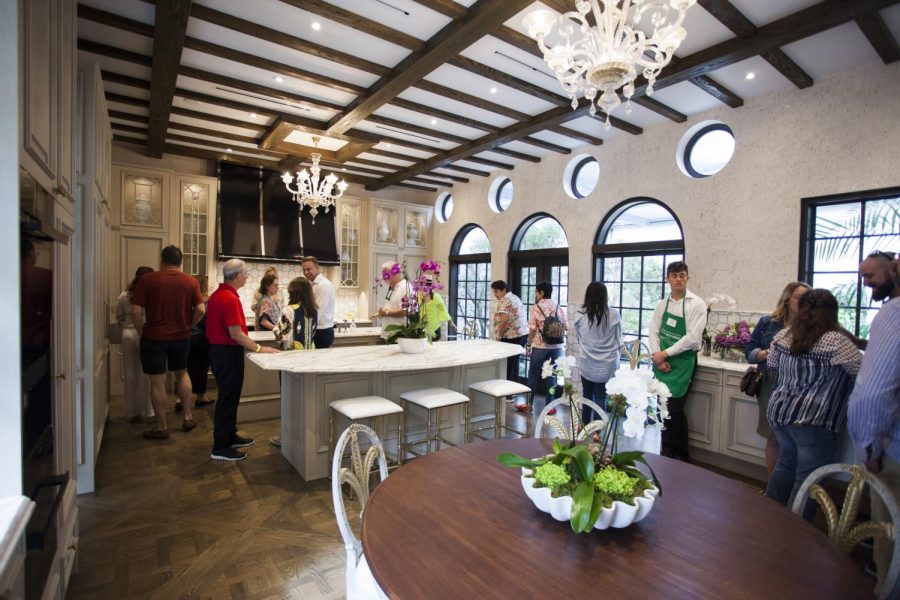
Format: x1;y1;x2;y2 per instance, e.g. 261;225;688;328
693;366;722;385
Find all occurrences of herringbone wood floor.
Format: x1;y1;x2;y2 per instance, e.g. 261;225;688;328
68;397;351;600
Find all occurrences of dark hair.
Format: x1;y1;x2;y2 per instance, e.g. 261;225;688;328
301;256;319;266
581;282;610;329
258;273;277;296
127;266;154;292
536;281;553;299
160;245;183;267
288;276;317;311
491;280;508;292
666;261;688;277
789;289;839;355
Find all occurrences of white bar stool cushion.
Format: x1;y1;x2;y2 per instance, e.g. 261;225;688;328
469;379;531;397
330;396;403;420
400;387;469;409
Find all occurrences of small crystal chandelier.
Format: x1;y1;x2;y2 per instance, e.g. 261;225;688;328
523;0;696;128
281;136;348;223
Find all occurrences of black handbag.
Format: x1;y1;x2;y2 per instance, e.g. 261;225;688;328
740;367;764;397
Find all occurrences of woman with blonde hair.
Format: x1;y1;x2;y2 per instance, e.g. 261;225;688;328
746;281;810;479
116;266;154;422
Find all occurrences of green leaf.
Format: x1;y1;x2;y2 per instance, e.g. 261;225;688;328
613;451;663;495
570;481;595;533
560;445;594;483
552;438;562;454
588;490;604;529
497;452;545;469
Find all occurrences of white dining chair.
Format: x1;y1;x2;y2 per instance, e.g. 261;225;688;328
533;396;608;441
792;463;900;600
331;423;389;600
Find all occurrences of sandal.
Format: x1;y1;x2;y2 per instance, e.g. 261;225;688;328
182;418;196;432
514;404;532;414
143;428;169;440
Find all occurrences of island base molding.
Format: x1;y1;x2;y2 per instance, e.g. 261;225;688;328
280;360;507;481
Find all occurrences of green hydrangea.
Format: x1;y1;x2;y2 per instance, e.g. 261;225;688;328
534;462;571;490
593;467;636;497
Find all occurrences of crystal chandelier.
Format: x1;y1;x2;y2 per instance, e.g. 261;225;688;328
281;136;349;223
523;0;696;127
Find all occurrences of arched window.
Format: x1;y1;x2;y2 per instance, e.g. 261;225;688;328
449;225;492;339
593;199;684;346
509;214;570;380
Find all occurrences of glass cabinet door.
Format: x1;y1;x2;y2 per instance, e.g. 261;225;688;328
404;208;427;249
340;201;359;287
373;204;400;246
181;182;210;276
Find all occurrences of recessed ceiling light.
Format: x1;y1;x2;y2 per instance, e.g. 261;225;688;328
342;167;346;171
226;148;233;153
490;87;498;94
311;21;321;31
274;76;284;83
249;112;257;119
430;118;438;125
745;72;755;80
385;143;392;148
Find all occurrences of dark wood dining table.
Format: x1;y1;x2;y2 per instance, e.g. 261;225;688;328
361;438;871;599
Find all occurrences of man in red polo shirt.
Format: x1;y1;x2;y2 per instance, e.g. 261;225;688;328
206;259;279;461
131;245;205;440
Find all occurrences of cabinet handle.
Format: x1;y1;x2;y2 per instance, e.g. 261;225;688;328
55;373;67;380
53;186;74;202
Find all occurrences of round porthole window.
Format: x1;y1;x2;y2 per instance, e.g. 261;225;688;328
677;121;736;178
563;154;599;199
488;177;513;213
435;192;454;223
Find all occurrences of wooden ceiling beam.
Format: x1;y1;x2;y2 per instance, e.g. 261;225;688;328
105;92;149;108
77;4;153;36
389;97;501;134
521;136;571;154
698;0;814;89
170;106;269;133
688;75;744;108
165;142;278;167
100;70;151;90
108;110;149;124
631;96;687;122
325;0;534;135
78;38;152;67
442;164;489;177
548;126;603;146
364;148;418;163
448;56;567;107
350;130;439;154
277;0;424;52
493;26;542;57
426;170;469;183
187;3;391;76
492;147;541;163
409;176;450;188
166;122;264;145
110;123;148;135
371;103;592;190
856;12;900;63
411;0;467;19
146;0;192;157
413;80;531;121
650;0;900;92
366;115;471;145
465;156;514;170
397;182;439;192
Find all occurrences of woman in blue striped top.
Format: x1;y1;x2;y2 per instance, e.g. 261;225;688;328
764;289;861;511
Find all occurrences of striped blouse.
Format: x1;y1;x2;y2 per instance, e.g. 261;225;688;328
766;329;861;432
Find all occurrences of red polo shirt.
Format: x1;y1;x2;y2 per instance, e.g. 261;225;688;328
206;283;247;345
131;269;203;341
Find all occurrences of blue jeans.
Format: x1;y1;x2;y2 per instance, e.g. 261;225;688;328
766;424;840;516
580;377;608;424
527;347;563;408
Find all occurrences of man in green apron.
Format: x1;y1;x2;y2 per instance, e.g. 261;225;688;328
649;262;708;462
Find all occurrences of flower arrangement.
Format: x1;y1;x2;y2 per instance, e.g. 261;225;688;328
499;347;671;533
713;320;754;352
378;259;444;344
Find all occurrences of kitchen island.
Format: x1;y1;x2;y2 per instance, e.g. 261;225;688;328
247;340;524;481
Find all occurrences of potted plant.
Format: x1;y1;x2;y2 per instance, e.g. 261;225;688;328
377;260;443;352
498;348;671;533
712;319;754;361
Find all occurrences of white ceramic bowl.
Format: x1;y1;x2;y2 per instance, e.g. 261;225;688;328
521;467;658;530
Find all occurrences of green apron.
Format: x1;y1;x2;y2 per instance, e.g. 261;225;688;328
653;298;697;398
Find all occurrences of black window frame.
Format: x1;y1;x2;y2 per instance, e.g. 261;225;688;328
683;122;735;179
492;177;513;213
449;224;492;340
799;186;900;340
570;156;599;199
592;198;685;346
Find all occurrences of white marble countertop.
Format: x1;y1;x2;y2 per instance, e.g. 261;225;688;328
697;355;753;373
247;339;524;373
249;327;383;342
0;496;33;578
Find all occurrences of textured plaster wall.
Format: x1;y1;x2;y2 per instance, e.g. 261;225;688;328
431;61;900;315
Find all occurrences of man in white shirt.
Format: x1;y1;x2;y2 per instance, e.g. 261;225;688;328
648;261;707;462
374;260;411;341
301;256;336;349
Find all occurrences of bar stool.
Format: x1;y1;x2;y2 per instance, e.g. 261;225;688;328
467;379;532;440
329;396;404;468
399;387;469;459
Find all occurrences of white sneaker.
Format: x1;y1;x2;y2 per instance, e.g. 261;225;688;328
270;437;282;447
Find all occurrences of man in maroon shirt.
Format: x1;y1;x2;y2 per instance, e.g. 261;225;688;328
131;245;205;439
206;259;278;461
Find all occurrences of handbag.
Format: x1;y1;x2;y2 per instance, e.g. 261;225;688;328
739;367;763;397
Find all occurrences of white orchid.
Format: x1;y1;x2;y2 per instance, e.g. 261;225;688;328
705;292;737;310
605;363;672;440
